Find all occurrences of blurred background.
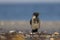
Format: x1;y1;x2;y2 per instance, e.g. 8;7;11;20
0;0;60;34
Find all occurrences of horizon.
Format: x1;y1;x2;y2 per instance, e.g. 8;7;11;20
0;0;60;3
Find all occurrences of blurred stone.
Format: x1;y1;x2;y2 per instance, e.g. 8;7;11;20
11;33;25;40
